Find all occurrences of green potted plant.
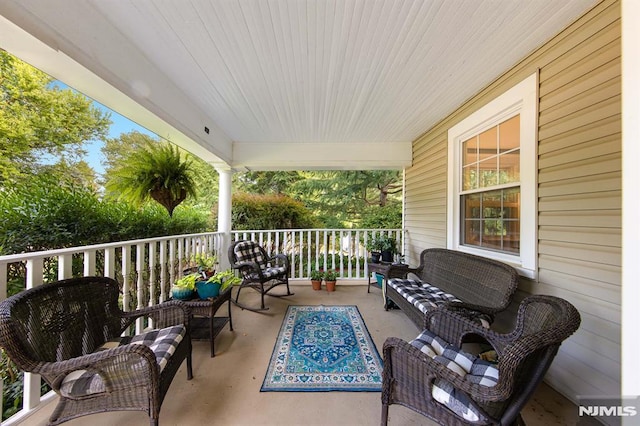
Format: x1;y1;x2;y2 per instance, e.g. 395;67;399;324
195;253;217;278
323;269;339;292
196;269;241;299
310;269;323;291
172;273;199;300
366;235;398;263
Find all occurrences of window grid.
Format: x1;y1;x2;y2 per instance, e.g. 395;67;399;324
459;117;521;255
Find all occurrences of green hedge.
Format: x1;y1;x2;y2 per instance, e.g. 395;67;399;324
0;175;209;255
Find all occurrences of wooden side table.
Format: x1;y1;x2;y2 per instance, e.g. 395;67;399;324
366;261;410;306
179;286;233;357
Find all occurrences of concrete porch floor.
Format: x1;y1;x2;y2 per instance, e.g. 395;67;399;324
27;282;581;425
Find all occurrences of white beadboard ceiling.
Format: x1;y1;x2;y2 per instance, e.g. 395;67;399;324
0;0;599;170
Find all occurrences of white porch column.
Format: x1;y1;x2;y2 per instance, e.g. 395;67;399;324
622;0;640;406
216;166;233;270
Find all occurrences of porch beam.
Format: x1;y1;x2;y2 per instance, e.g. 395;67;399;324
231;141;412;171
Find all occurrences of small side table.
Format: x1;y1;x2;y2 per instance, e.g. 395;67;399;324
367;261;410;306
178;286;233;357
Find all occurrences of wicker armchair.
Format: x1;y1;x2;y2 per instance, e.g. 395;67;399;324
0;277;193;426
381;295;580;425
228;240;293;311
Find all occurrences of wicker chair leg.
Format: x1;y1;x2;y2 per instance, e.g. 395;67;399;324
186;351;193;380
381;403;389;426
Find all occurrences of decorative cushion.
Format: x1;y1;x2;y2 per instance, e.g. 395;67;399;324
246;266;287;281
388;279;492;327
410;329;499;423
234;241;267;268
388;279;461;313
59;325;185;398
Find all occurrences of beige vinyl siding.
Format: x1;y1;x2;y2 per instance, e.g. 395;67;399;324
404;0;620;403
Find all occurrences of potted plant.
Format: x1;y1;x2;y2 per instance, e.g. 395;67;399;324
172;273;198;300
196;269;241;300
367;235;398;263
195;253;217;278
323;269;339;292
310;269;323;290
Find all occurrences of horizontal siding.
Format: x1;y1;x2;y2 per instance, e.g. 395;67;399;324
404;0;621;407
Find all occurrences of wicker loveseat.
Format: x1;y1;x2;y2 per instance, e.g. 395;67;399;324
385;249;519;329
0;276;193;426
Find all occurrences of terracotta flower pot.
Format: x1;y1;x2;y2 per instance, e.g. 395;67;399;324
311;280;322;291
325;280;336;292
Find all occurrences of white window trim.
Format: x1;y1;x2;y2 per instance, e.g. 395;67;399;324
447;72;538;279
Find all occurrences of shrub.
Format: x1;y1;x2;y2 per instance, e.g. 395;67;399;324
229;193;320;230
0;174;209;255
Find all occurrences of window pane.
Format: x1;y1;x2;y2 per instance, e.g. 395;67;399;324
499;115;519;152
464;193;481;218
503;187;520;219
461;194;481;246
482;191;502;218
499;148;520;184
479;156;498;188
463;136;477;166
478;126;497;161
462;164;477;190
503;220;520;253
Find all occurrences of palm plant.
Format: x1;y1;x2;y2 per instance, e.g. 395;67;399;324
105;142;196;216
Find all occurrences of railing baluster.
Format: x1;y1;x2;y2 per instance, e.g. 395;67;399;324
58;253;73;280
136;243;145;333
0;262;7;301
149;241;157;307
104;247;115;278
122;245;131;312
169;239;177;296
159;241;167;302
355;230;361;279
84;250;96;277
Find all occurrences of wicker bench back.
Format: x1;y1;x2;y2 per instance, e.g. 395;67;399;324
414;248;519;313
0;277;125;364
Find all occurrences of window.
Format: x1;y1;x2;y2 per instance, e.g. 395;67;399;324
447;73;537;277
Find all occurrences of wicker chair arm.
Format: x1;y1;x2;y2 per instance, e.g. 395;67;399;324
446;300;496;315
270;253;290;269
383;337;509;403
232;260;266;279
121;300;190;329
423;307;510;355
405;266;422;277
36;343;159;392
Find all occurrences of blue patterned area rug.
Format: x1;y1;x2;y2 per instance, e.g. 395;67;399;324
261;305;383;392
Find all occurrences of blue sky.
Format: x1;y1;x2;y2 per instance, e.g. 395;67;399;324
85;102;155;176
52;81;155;176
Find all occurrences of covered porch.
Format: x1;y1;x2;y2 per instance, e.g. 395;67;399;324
1;0;639;424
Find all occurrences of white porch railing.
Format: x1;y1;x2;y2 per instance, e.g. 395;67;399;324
231;228;403;280
0;227;402;425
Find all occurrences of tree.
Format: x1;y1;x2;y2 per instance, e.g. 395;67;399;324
235;171;304;194
289;170;403;226
36;159;98;190
0;50;110;184
105;141;197;216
